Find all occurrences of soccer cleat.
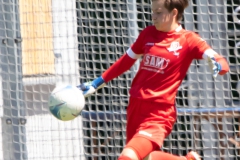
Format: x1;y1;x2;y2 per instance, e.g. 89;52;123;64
185;151;201;160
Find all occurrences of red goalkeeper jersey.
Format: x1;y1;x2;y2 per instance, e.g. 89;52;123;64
102;25;228;104
128;25;209;104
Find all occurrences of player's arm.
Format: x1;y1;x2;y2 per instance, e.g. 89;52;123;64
78;49;141;97
187;32;229;78
78;27;149;97
202;49;229;78
78;27;148;97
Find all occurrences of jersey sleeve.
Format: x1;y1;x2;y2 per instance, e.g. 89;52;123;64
187;32;211;59
101;53;137;83
130;27;148;55
101;27;150;83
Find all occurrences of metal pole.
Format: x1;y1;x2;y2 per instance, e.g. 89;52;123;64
0;0;27;159
127;0;139;78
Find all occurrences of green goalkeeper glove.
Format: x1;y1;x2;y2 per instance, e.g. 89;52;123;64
207;57;222;78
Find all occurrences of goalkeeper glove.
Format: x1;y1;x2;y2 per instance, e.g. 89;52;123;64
207;57;222;78
77;76;106;97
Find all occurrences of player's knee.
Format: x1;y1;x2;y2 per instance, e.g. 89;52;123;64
118;148;139;160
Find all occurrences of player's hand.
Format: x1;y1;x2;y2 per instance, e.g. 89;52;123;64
207;57;222;78
77;76;106;97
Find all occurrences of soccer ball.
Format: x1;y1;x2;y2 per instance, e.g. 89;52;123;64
48;84;85;121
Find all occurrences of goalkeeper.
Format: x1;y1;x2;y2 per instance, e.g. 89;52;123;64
79;0;229;160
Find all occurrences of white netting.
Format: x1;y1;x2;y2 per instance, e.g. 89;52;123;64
0;0;239;160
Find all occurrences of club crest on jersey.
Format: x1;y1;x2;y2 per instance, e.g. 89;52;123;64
167;42;182;56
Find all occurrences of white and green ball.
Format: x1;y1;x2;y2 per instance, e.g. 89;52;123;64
48;85;85;121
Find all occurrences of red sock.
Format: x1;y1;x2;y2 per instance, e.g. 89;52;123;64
118;155;132;160
151;151;186;160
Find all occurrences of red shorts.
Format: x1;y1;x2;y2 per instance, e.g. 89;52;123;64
126;97;177;147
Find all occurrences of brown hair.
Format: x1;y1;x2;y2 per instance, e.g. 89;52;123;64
153;0;189;21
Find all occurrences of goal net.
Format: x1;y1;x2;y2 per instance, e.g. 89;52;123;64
0;0;239;160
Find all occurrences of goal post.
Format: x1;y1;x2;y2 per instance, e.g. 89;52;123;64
0;0;239;160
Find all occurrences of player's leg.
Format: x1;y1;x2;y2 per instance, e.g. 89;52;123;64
149;151;201;160
122;98;201;160
118;136;157;160
118;136;201;160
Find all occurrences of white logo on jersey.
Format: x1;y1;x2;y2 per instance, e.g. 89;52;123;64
167;42;182;56
146;42;154;46
143;54;170;70
139;131;152;137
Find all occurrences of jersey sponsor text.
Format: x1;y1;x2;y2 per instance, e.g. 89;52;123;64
143;54;170;70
